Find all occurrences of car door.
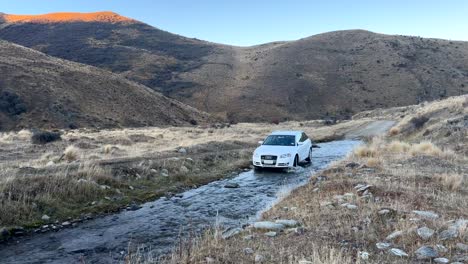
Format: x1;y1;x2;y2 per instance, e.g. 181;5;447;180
298;133;308;160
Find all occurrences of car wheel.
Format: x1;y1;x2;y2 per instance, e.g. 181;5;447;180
293;155;299;167
253;166;262;171
305;148;312;162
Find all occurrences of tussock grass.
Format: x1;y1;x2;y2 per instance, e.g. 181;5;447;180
63;145;80;162
434;173;464;191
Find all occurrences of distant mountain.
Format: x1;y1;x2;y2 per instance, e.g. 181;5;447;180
0;12;467;122
0;40;210;130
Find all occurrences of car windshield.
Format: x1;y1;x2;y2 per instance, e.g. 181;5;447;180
262;135;296;146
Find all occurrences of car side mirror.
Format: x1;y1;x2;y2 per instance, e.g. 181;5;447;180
258;141;263;145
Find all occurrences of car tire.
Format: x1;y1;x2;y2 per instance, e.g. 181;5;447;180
305;148;312;163
293;155;299;167
253;166;262;171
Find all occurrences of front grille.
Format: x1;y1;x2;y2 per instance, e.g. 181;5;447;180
261;155;277;160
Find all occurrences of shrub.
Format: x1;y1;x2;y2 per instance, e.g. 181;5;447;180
386;141;411;153
189;119;198;126
271;118;280;125
63;146;80;162
0;90;27;116
434;173;464;191
409;141;442;156
354;146;377;158
31;130;61;144
410;115;429;129
388;127;400;136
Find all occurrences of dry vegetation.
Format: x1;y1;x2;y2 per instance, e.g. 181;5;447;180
0;118;377;238
130;95;467;263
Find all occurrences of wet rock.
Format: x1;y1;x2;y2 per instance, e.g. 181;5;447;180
456;243;468;252
222;227;242;239
0;227;9;240
415;246;438;259
433;258;449;263
224;182;240;188
255;254;264;263
41;215;50;221
417;226;435;240
275;219;299;227
412;210;439;220
376;242;391;250
244;248;254;254
128;203;142;211
345;162;360;169
385;230;403;240
253;221;285;230
438;227;458;240
265;231;277;237
61;221;71;227
389;248;408;257
99;185;111;190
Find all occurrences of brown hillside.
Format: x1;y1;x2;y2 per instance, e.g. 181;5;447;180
0;12;467;122
0;40;210;130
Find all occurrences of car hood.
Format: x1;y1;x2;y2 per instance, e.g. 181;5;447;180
254;145;297;156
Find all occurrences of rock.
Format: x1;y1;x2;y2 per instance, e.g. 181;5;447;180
378;209;391;215
46;161;55;166
224;182;240;188
255;254;264;263
41;215;50;221
285;227;305;234
415;246;438;259
243;235;254;240
265;231;277;237
178;148;187;154
389;248;408;257
179;166;189;173
345;162;360;169
456;243;468;252
343;192;354;198
298;260;313;264
11;226;26;236
376;242;391;250
205;257;215;263
385;230;403;240
412;210;439;220
316;175;328;182
99;185;111;190
222;227;242;239
275;219;299;227
355;184;373;193
128;203;142;211
417;227;435;240
128;185;134;190
435;244;448;253
439;227;458;240
0;227;9;240
320;201;334;208
433;258;449;263
346;204;358;210
358;251;369;260
253;221;285;230
244;248;254;254
160;169;169;177
61;221;71;227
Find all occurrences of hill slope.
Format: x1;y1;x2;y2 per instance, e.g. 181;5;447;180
1;12;467;122
0;40;210;130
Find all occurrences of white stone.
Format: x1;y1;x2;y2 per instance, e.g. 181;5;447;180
264;231;277;237
415;246;438;259
255;254;264;263
417;227;435;240
376;242;391;250
253;221;285;230
244;248;254;254
385;230;403;240
412;210;439;220
434;258;449;263
275;219;299;227
389;248;408;257
41;215;50;221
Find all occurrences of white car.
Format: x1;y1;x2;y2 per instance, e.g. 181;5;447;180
252;131;313;169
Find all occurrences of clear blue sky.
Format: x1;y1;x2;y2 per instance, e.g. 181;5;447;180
1;0;467;46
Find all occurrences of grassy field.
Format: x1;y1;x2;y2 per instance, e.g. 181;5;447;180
143;95;468;264
0;117;382;239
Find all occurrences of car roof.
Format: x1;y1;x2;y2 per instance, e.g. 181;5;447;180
270;130;303;136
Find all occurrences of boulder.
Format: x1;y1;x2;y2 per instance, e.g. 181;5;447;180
224;182;240;188
417;227;435;240
415;246;438;259
41;215;50;221
438;227;458;240
275;219;299;227
389;248;408;257
253;221;285;230
456;243;468;252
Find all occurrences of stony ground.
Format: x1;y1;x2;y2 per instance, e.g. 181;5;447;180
146;95;467;264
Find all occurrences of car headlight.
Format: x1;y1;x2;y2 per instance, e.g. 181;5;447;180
280;153;292;158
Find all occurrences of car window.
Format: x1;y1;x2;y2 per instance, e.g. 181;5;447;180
262;135;296;146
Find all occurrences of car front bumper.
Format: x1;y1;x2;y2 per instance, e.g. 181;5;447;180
252;156;292;168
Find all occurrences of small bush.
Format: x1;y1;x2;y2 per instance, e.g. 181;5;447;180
410;115;429;129
271;118;280;125
189;119;198;126
388;127;400;136
434;173;464;191
386;141;411;153
354;146;377;158
63;146;80;162
409;141;442;156
31;130;61;144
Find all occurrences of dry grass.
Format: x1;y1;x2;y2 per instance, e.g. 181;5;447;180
434;173;465;191
63;145;80;162
388;126;400;136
